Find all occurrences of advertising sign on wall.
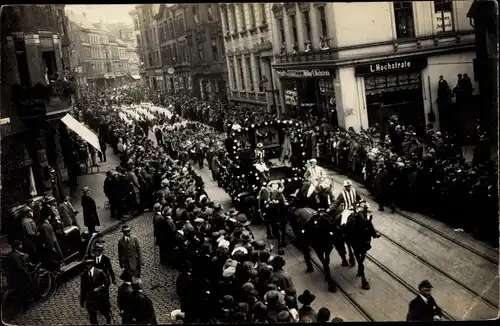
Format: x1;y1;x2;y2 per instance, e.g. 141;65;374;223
435;11;453;32
276;69;335;79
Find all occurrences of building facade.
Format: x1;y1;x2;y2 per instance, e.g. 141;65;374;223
186;4;228;101
1;5;75;235
221;3;274;109
271;1;477;134
129;8;144;83
154;4;189;93
136;4;163;89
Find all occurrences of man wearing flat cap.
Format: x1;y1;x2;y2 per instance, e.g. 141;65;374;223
407;280;443;321
80;258;111;324
118;225;143;278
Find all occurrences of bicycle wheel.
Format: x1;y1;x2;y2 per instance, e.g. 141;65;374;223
1;289;24;320
36;271;57;299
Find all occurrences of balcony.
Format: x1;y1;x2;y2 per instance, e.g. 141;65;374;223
257;92;266;102
11;82;75;123
275;48;337;64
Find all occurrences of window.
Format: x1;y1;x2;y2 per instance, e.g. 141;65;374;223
16;50;31;87
148;53;153;66
317;6;327;37
208;5;214;22
222;7;229;30
238;58;245;89
278;18;285;43
290;15;297;44
239;4;246;30
434;0;454;33
260;3;267;23
198;43;205;63
134;19;139;29
231;5;238;32
211;38;218;61
192;6;198;24
246;57;253;90
230;64;236;88
172;44;178;63
136;35;141;47
256;57;264;91
250;4;256;26
393;1;415;38
303;11;311;42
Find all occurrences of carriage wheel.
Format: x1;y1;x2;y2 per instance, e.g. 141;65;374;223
1;289;24;319
36;270;57;300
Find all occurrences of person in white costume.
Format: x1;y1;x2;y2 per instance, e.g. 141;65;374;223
304;158;327;197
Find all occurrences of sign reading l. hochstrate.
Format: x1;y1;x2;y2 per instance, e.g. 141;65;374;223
276;68;335;78
355;56;427;75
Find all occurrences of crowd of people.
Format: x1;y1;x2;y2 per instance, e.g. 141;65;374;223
72;88;347;323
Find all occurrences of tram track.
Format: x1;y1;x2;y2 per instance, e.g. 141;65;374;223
327;172;498;264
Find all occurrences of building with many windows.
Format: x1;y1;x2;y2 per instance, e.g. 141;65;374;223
221;3;274;109
186;4;228;100
271;1;477;134
1;5;76;236
135;4;162;89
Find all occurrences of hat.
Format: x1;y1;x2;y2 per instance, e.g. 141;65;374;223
239;230;252;241
83;258;94;265
153;203;162;211
170;310;185;320
242;282;255;291
185;197;195;205
418;280;433;289
122;225;131;232
228;208;239;217
222;266;236;278
214;203;222;210
298;290;316;305
94;242;104;251
82;186;90;193
120;269;132;282
343;180;352;187
252;240;266;250
264;290;285;305
331;317;344;322
235;214;250;226
162;206;173;216
308;158;317;164
194;217;204;224
231;246;248;256
271;256;286;269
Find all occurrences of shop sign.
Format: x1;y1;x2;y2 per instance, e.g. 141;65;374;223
276;68;334;78
355;57;427;75
435;11;453;32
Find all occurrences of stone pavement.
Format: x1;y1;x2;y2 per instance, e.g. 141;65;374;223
7;212;180;325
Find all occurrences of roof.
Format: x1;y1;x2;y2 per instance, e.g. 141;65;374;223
65;10;99;30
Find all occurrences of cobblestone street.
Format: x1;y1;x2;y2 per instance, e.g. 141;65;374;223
8;212;180;325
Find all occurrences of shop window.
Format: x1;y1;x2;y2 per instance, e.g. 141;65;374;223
318;79;334;94
394;1;415;39
317;5;328;37
364;71;421;95
434;0;454;33
303;11;311;42
290;15;298;44
278;18;285;43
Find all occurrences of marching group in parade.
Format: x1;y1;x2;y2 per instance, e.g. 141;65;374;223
5;81;495;324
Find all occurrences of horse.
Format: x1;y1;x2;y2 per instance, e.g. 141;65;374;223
287;206;345;292
331;203;378;290
258;186;288;254
297;180;335;210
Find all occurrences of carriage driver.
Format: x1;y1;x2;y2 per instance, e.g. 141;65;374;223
304;158;327;198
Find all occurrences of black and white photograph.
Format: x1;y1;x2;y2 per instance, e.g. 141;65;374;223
0;1;498;324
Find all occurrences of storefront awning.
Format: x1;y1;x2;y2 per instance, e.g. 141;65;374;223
131;74;141;80
60;114;102;153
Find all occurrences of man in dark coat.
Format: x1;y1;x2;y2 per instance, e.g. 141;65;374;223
104;172;119;220
407;280;443;321
117;270;134;324
374;162;395;213
93;243;116;285
117;225;143;278
98;136;107;163
129;279;157;324
153;203;168;265
6;240;32;304
80;259;112;324
81;187;100;234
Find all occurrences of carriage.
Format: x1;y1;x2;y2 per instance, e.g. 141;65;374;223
221;119;308;221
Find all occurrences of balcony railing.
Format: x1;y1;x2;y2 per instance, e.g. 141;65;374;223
247;91;256;100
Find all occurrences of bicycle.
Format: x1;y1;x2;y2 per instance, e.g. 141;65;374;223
1;262;57;320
